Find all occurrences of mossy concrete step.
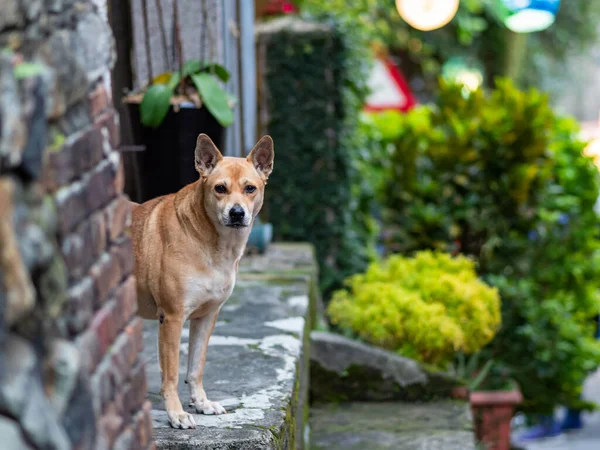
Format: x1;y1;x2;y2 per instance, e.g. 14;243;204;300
309;401;475;450
145;244;318;449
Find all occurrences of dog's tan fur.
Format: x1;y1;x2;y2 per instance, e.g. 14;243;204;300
131;134;274;429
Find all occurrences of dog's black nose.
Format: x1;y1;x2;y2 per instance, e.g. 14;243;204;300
229;205;245;222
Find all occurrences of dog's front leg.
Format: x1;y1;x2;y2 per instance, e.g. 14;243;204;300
159;314;196;429
186;308;227;415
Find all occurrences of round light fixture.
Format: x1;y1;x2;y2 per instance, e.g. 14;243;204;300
396;0;460;32
442;58;485;93
496;0;561;33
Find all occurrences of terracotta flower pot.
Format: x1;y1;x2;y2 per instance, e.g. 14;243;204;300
470;390;523;450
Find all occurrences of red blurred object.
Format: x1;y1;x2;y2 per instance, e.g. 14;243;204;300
364;57;417;113
262;0;299;16
470;390;523;450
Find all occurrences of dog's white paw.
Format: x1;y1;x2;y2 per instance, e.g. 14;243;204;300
195;399;227;415
167;410;197;429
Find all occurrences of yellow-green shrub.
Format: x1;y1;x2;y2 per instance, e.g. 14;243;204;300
328;251;501;367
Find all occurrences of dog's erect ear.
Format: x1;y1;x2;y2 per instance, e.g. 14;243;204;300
246;136;274;180
195;134;223;176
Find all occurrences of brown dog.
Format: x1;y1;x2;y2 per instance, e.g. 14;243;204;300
130;134;274;429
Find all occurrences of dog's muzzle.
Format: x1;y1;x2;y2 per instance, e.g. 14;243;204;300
226;204;248;228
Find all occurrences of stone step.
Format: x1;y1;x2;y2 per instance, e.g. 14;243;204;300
143;244;318;449
309;401;475;450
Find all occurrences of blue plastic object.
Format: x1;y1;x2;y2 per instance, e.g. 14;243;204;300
247;219;273;253
516;415;561;442
496;0;561;33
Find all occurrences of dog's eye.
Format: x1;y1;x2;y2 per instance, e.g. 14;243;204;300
215;184;227;194
245;185;256;194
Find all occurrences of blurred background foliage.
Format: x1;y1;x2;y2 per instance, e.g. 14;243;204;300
299;0;600;100
261;0;600;415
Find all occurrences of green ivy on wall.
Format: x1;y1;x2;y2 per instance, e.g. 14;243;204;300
258;17;377;297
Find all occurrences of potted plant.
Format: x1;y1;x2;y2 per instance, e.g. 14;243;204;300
123;0;235;203
457;355;523;450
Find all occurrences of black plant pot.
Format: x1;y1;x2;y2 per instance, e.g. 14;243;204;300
126;103;225;203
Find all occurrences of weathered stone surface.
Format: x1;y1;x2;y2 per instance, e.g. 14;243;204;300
0;1;24;31
1;2;146;449
0;54;26;168
38;29;88;119
0;416;33;450
44;339;80;416
310;331;457;403
20;75;48;181
0;178;36;326
0;336;71;450
146;243;317;450
310;401;475;450
62;374;96;449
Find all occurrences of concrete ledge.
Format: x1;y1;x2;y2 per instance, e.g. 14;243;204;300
310;332;457;403
143;244;317;449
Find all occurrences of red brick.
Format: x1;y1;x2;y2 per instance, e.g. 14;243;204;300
95;110;120;149
87;160;116;212
142;401;154;445
91;300;117;357
115;276;137;326
44;145;74;191
123;362;147;417
89;83;110;118
111;236;135;278
105;195;131;242
72;128;104;173
91;359;115;416
132;362;147;411
134;403;152;449
62;219;96;281
97;404;123;449
125;318;144;367
109;334;131;387
76;329;101;375
114;155;125;195
55;181;87;236
90;252;122;308
66;277;94;336
89;211;107;258
113;427;135;450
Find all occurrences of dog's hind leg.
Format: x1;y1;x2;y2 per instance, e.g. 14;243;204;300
159;313;196;429
186;308;227;415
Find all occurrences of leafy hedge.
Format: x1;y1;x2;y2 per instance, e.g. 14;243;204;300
329;251;501;367
380;78;600;413
257;17;377;296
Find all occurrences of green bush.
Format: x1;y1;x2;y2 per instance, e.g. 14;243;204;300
257;17;377;296
328;251;501;367
380;78;600;413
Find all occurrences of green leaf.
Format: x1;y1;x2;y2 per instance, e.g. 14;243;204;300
190;73;234;127
167;72;181;91
140;84;172;128
206;63;230;82
14;62;46;79
183;59;203;77
183;59;230;82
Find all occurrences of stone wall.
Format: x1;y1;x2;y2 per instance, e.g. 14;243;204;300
0;1;152;449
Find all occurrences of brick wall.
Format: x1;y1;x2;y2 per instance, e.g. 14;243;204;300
0;1;151;449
